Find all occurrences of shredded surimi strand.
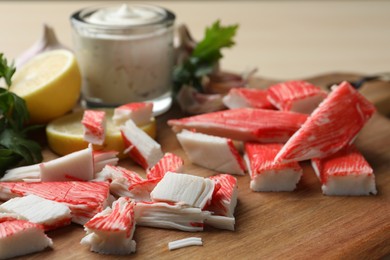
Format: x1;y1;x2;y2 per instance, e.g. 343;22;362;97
168;237;203;251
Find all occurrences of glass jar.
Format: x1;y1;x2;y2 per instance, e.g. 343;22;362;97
70;4;175;115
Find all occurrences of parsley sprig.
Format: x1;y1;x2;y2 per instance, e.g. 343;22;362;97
0;53;42;174
173;20;239;93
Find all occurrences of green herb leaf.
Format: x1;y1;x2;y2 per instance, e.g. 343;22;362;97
0;53;42;175
173;20;239;94
0;53;16;88
192;20;239;63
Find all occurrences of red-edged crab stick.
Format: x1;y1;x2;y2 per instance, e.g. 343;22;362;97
311;145;377;196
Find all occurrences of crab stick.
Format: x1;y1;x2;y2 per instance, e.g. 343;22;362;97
311;145;377;196
0;194;71;231
245;142;303;191
113;102;153;126
120;119;163;169
177;130;246;175
275;81;376;163
168;108;308;142
267;80;327;114
0;215;53;259
81;197;136;255
222;88;274;109
82;110;106;145
150;172;215;209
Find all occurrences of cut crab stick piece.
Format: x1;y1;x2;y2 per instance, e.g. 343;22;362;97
150;172;215;209
311;145;377;196
267;80;327;114
275;81;376;163
0;216;53;259
222;88;274;109
81;197;136;255
0;181;111;225
168;108;308;142
135;202;209;232
146;153;184;180
206;174;238;217
95;165;158;202
245;143;303;192
113;102;153;126
93;150;119;173
120;119;163;169
0;194;71;231
40;144;94;181
177;130;245;175
1;145;110;182
82;110;106;145
168;237;203;251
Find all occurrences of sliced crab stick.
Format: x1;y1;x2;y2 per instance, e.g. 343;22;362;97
245;142;302;192
0;194;71;231
146;153;184;180
82;110;106;145
311;145;377;196
222;88;274;110
0;215;53;259
81;197;137;255
177;130;246;175
168;108;308;143
267;80;327;114
275;81;376;163
120;119;163;169
113;102;153;126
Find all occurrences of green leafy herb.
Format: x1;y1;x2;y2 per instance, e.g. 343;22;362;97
173;20;239;93
0;53;42;175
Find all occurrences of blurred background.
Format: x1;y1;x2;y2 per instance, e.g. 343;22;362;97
1;1;390;79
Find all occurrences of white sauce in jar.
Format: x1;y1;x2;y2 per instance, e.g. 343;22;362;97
71;4;175;114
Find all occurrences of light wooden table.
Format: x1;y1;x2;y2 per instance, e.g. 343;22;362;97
1;1;390;79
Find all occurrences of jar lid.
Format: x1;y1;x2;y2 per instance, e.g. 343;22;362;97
71;4;175;30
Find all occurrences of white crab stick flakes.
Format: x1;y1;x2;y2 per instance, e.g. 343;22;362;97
120;119;163;169
135;202;208;232
177;130;246;175
0;164;40;182
40;144;94;181
275;81;376;163
267;80;327;114
151;172;215;209
168;237;203;251
95;165;158;202
168;108;308;142
82;110;106;145
0;194;71;231
245;142;303;192
146;153;184;180
1;146;112;182
113;102;153;126
81;197;136;255
0;181;111;225
206;174;238;217
93;150;119;173
222;88;274;110
311;145;377;196
0;215;53;260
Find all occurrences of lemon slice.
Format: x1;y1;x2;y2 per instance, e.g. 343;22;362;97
46;109;157;157
11;49;81;124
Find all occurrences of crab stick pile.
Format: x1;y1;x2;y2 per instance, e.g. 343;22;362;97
0;84;379;257
169;80;377;196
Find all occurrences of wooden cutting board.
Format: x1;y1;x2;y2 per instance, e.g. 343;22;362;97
15;73;390;259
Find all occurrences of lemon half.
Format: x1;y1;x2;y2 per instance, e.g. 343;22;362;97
46;109;156;157
11;49;81;124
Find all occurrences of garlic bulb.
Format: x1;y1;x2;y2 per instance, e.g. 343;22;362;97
15;24;70;68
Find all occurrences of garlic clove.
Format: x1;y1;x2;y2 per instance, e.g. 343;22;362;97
15;23;70;68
